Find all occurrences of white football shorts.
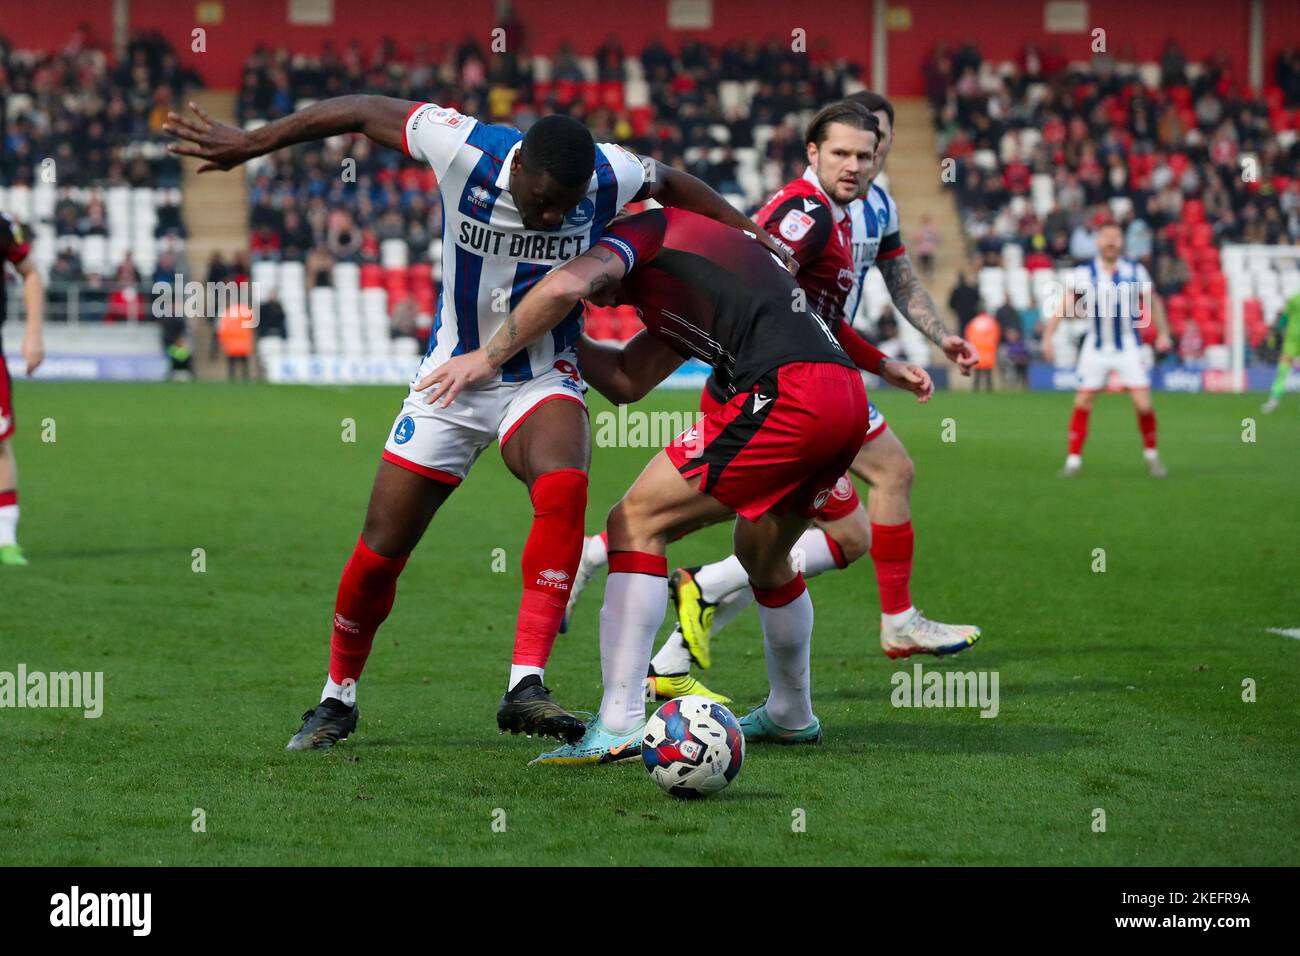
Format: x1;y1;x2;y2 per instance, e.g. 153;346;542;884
381;348;588;485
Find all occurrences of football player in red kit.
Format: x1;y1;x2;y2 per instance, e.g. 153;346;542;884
418;206;933;762
0;211;46;566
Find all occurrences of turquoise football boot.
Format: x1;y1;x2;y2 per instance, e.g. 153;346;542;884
739;704;823;745
529;718;645;766
0;544;28;567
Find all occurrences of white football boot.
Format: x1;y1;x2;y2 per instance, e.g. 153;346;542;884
880;609;981;659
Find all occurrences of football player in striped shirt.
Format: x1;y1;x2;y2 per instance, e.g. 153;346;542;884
164;96;792;750
1042;220;1171;477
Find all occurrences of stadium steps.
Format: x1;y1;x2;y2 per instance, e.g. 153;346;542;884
177;91;250;379
887;98;969;385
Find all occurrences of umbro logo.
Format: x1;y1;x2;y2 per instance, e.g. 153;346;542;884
334;614;361;635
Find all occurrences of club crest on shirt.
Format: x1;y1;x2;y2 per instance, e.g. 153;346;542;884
566;198;595;226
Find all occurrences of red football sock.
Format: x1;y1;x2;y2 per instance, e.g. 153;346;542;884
513;469;589;668
1068;406;1091;456
870;521;914;615
329;536;410;684
1137;409;1157;450
823;530;849;569
0;490;16;507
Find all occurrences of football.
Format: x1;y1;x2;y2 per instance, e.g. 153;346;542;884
641;696;745;799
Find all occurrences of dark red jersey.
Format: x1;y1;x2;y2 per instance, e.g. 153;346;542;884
0;212;32;329
595;207;854;397
754;169;856;327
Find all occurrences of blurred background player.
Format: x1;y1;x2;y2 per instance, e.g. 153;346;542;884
1043;220;1171;477
1261;290;1300;413
0;211;46;567
420;207;931;760
164;94;791;750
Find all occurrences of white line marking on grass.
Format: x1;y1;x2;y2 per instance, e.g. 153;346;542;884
1264;628;1300;641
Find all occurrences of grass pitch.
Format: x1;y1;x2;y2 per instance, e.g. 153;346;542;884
2;381;1297;866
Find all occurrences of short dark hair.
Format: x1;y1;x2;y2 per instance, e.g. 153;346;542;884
520;115;595;189
805;100;879;147
843;90;895;131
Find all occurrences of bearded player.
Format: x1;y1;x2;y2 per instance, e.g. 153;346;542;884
421;207;933;760
566;94;982;703
0;211;46;567
164;97;792;749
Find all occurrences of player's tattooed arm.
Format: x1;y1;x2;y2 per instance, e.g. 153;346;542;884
878;251;978;375
634;160;798;271
165;95;416;172
878;252;949;344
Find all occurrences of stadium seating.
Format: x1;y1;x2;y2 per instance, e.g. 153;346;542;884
931;43;1300;367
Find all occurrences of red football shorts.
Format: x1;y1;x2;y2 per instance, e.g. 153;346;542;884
671;362;868;521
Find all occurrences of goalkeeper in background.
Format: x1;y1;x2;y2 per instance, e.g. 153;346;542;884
1262;291;1300;414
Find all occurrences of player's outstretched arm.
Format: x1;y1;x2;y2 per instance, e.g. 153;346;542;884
417;246;628;407
164;95;417;172
576;332;685;405
636;162;797;271
878;251;977;375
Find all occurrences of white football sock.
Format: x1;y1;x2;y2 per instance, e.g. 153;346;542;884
0;503;17;548
1066;453;1082;468
597;571;667;734
694;554;749;604
710;586;755;634
650;628;692;676
584;533;608;569
758;588;815;730
508;664;544;692
1143;447;1159;462
790;528;840;578
321;675;355;706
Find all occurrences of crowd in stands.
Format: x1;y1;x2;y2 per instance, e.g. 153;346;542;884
0;28;201;326
929;40;1300;368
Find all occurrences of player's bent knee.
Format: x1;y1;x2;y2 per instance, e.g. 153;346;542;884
834;523;871;564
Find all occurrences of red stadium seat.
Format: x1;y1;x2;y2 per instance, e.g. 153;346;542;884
1183;198;1205;224
360;264;384;289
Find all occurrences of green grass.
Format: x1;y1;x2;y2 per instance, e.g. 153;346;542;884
1;381;1297;866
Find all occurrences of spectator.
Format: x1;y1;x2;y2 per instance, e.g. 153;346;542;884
1000;324;1030;387
965;310;1001;392
218;302;255;381
913;213;940;277
948;273;980;326
257;290;287;339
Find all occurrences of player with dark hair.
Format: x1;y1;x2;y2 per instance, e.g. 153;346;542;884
0;211;45;566
420;208;934;761
164;96;795;750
